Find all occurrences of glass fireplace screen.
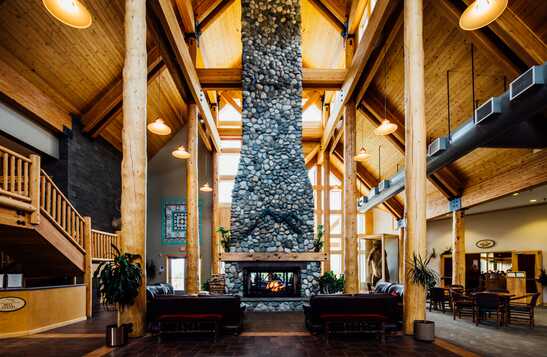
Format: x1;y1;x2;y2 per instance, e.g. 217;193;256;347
243;268;300;298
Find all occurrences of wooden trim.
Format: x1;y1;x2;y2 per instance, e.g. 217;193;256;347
83;217;92;318
219;252;328;262
0;316;87;339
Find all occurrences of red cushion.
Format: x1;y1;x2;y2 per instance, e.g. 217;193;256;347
320;313;386;321
158;313;223;321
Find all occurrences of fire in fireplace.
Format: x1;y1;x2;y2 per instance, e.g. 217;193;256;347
243;267;301;298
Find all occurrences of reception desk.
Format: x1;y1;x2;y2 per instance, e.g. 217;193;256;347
0;284;86;338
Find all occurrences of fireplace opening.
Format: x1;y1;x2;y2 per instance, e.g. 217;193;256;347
243;267;301;298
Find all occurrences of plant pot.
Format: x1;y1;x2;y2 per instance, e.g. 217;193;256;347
105;324;129;347
414;320;435;342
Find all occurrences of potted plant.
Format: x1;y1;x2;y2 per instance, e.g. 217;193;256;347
217;226;231;252
537;269;547;286
319;271;344;294
407;251;439;342
313;224;324;252
94;245;143;347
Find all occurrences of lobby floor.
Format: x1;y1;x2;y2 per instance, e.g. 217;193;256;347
0;310;485;357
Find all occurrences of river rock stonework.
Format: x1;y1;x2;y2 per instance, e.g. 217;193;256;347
226;0;319;311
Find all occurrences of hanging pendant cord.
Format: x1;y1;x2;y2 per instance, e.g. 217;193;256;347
471;43;476;122
447;70;451;141
378;145;382;181
384;52;387;120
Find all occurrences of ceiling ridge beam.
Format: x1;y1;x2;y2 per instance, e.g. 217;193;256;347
308;0;345;32
152;0;222;152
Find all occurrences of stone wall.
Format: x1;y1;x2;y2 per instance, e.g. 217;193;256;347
231;0;314;251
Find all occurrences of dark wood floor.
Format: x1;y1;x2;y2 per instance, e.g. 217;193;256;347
0;311;466;357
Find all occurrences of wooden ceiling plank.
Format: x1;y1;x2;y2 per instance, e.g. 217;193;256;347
321;0;396;149
308;0;345;32
199;0;236;33
431;0;521;79
153;0;222;152
0;57;72;133
197;68;347;90
347;0;368;36
355;9;403;105
82;47;163;136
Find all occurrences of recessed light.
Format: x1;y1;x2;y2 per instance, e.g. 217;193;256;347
530;199;537;203
512;192;519;196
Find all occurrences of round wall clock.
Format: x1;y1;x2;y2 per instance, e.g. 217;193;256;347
475;239;495;249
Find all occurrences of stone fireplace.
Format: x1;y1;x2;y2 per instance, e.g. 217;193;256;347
223;0;321;311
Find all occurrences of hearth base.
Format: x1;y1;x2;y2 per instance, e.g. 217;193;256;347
242;297;308;312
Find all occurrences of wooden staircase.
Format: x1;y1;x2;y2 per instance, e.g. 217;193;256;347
0;144;120;316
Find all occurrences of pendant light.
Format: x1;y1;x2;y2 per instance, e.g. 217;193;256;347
200;151;213;193
374;53;397;136
147;77;172;135
172;145;190;159
43;0;92;29
459;0;508;31
354;115;370;162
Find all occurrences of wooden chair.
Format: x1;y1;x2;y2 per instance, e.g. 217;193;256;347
507;293;540;328
451;290;474;321
429;287;450;313
473;293;506;328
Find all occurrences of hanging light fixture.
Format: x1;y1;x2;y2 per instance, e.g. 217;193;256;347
147;119;172;135
43;0;93;29
147;77;172;135
354;146;370;162
459;0;508;31
172;145;190;159
200;151;213;193
374;52;397;136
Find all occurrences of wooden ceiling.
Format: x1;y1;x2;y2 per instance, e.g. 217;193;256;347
0;0;545;215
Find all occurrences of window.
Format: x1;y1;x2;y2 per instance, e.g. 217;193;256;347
331;254;343;276
219;153;240;176
167;257;185;291
219;180;235;204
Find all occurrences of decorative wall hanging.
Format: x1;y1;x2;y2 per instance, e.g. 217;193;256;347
161;199;202;245
475;239;495;249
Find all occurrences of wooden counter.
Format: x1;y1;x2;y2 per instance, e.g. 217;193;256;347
0;284;86;338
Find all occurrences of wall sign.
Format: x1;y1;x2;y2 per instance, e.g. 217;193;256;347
0;297;26;312
475;239;496;249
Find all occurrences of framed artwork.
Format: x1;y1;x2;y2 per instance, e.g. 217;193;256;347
161;198;202;245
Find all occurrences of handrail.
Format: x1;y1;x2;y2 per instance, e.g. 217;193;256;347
0;147;32;203
40;170;86;249
91;229;119;260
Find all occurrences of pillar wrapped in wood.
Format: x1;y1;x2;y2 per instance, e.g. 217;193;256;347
185;104;200;294
322;155;331;273
120;0;147;337
403;0;427;335
343;99;358;294
211;150;220;274
452;210;465;286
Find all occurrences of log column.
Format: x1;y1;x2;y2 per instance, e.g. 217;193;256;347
185;104;200;294
343;99;358;294
83;216;92;318
322;153;331;273
452;210;465;287
211;149;220;274
120;0;147;337
398;226;405;284
403;0;427;335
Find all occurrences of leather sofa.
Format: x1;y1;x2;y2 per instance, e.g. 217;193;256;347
303;294;401;334
147;290;244;335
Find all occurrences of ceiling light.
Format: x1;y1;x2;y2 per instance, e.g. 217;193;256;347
200;182;213;192
172;146;190;159
147;119;172;136
529;199;537;203
43;0;92;29
512;192;519;196
374;119;398;136
459;0;508;31
353;147;371;162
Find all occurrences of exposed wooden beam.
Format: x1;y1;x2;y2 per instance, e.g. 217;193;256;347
194;0;223;22
175;0;195;33
347;0;368;35
197;68;347;90
304;144;321;165
355;8;403;105
321;0;396;149
152;0;222;152
427;149;547;219
198;0;235;33
302;91;322;112
432;0;522;79
470;1;547;67
82;47;163;137
308;0;345;32
219;91;242;113
0;57;72;133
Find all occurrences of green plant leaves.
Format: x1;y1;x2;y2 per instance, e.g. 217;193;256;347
407;252;439;289
319;271;344;294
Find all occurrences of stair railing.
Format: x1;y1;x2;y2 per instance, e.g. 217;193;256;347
91;229;119;260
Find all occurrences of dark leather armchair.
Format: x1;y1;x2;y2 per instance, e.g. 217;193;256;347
429;287;450;313
474;292;506;328
507;293;540;328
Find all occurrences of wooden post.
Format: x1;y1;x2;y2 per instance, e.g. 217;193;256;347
29;154;41;224
211;150;220;274
322;154;331;273
452;210;465;287
343;99;358;294
403;0;427;335
83;216;92;319
120;0;147;337
398;226;405;284
316;161;323;238
185;104;200;294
